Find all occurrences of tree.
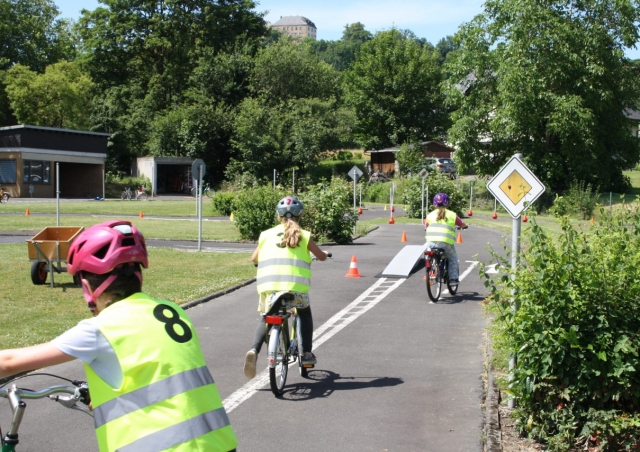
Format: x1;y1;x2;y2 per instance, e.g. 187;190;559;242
5;61;93;129
305;23;372;72
343;28;448;151
444;0;640;193
0;0;76;72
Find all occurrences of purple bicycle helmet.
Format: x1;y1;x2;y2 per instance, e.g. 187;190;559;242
433;193;450;207
276;196;304;219
67;221;148;312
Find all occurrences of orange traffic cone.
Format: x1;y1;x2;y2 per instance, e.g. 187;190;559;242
25;208;30;216
139;211;144;218
345;255;362;278
401;231;407;242
590;217;595;224
456;232;463;244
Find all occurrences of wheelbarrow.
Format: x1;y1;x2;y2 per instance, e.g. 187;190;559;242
26;226;84;287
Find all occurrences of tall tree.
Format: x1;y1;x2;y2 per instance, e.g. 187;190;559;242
0;0;75;72
343;28;447;150
5;61;93;129
444;0;640;192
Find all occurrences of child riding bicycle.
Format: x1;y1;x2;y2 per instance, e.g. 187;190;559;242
424;193;468;285
0;220;237;452
243;196;329;379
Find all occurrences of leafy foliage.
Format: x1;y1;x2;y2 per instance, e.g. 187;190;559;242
299;178;357;244
232;187;284;240
483;207;640;449
549;180;600;220
396;174;466;219
344;28;448;151
211;192;237;216
444;0;640;193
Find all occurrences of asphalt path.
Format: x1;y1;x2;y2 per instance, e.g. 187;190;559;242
0;214;504;452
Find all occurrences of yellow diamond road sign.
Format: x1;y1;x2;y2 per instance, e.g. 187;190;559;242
487;155;545;218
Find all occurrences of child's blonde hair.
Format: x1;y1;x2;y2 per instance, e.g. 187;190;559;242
436;206;447;221
279;216;301;248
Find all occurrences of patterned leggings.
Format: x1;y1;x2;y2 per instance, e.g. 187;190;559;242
427;241;460;280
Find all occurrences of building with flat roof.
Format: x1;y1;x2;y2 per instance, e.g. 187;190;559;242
270;16;317;39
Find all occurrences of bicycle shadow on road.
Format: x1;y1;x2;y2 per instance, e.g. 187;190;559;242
272;371;403;401
429;291;486;305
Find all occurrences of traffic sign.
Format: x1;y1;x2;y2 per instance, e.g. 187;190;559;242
192;159;206;181
348;165;363;181
487;155;545;218
419;168;428;178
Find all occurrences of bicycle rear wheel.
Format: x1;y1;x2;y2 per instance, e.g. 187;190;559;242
269;326;289;396
137;193;148;200
205;188;214;198
426;256;442;302
0;193;8;203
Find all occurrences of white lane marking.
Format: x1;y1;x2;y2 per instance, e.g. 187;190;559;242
222;277;405;413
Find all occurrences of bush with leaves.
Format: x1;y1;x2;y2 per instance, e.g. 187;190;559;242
211;192;237;216
396;174;466;218
232;187;285;241
299;178;357;244
482;207;640;450
363;181;391;203
549;180;600;220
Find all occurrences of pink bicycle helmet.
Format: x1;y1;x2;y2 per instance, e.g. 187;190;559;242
276;196;304;219
67;221;148;312
433;192;450;207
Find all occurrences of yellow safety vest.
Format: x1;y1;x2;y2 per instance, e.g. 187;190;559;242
84;293;237;452
425;209;457;245
256;224;312;294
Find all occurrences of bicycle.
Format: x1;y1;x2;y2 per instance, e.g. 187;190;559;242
262;253;332;396
0;188;9;203
424;227;467;302
121;186;132;200
0;373;91;451
191;182;213;198
134;187;148;200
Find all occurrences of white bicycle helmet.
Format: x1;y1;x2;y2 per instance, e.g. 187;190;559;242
276;196;303;219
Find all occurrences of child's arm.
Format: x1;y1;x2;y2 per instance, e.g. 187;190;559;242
308;238;328;261
0;343;75;378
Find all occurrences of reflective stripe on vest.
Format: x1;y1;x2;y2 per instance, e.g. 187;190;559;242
256;225;312;293
425;210;456;245
85;294;237;452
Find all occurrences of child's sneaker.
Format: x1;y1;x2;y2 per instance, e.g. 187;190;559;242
243;349;257;379
301;352;317;366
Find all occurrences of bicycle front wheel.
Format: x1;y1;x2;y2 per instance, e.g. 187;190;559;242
426;257;442;302
269;326;289;396
0;193;9;203
205;188;214;198
137;193;148;200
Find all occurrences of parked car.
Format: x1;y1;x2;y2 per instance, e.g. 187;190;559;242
426;158;457;179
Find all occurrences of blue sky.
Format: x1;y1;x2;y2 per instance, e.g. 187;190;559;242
55;0;640;58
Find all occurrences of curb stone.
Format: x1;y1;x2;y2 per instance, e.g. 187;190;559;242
485;340;503;452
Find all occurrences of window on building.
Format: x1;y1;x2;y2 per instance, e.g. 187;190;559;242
0;159;17;183
23;160;50;184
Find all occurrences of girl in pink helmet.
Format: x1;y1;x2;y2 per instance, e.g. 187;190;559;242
0;221;237;452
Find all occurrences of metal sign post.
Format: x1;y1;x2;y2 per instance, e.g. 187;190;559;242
487;153;545;408
348;166;363;234
191;159;206;251
419;168;428;223
273;169;277;189
56;163;60;226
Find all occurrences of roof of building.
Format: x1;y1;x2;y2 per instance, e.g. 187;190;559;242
624;108;640;121
0;124;111;137
366;141;454;154
272;16;317;28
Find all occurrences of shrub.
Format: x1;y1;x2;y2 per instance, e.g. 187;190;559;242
396;174;466;218
211;192;237;216
482;207;640;450
363;181;391;203
232;187;285;240
300;178;357;244
549;180;600;220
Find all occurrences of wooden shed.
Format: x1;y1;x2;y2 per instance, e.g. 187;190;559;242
366;141;455;176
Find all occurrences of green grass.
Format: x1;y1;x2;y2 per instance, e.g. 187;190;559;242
0;199;217;216
0;243;254;349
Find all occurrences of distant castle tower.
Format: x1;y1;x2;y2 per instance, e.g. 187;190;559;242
270;16;317;39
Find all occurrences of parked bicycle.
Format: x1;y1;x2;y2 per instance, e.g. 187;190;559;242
0;187;9;203
0;373;91;451
262;253;332;396
424;227;467;302
191;182;213;198
121;186;148;200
